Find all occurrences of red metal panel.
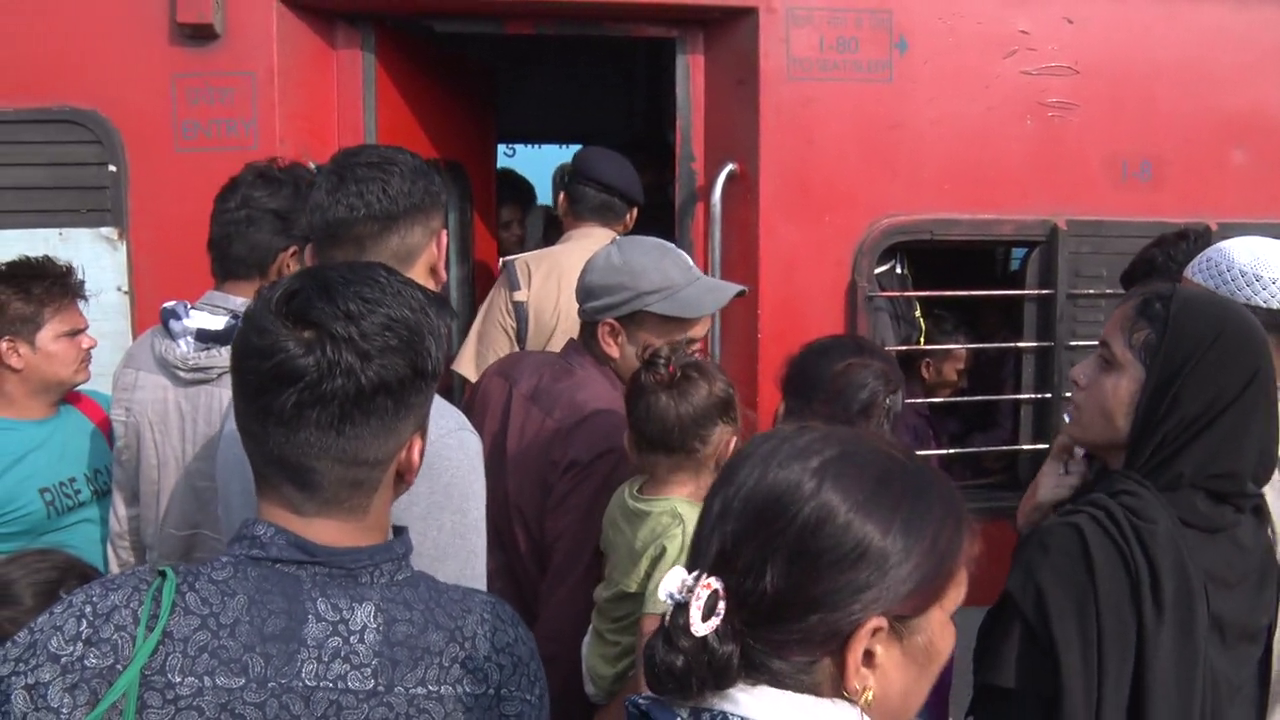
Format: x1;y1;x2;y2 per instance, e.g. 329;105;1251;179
276;5;345;162
701;12;762;433
373;25;500;294
0;1;343;332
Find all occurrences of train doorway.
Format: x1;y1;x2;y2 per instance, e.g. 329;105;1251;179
370;21;683;363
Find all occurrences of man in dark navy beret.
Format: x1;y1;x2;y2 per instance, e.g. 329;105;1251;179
453;146;645;383
565;146;645;210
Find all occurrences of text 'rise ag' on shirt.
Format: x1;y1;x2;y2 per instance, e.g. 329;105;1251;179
0;390;113;571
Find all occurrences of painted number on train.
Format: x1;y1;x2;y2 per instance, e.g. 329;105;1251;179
171;72;259;153
786;8;903;83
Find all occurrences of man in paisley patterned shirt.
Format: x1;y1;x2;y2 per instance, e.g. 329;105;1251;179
0;262;549;719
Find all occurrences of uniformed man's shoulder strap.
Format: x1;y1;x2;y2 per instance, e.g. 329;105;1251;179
503;260;529;351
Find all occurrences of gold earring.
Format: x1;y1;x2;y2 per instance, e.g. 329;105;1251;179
846;685;874;709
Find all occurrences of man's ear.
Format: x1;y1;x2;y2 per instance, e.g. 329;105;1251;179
268;245;303;281
392;428;427;499
621;207;639;233
0;336;27;372
429;228;450;289
596;319;628;363
918;357;935;383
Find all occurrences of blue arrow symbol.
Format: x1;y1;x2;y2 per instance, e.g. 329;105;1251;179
895;34;908;56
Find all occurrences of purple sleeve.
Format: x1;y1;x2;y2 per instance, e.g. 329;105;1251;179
922;655;954;720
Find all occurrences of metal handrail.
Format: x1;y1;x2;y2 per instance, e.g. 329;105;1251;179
708;161;738;361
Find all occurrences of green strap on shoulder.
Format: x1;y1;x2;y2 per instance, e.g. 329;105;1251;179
85;567;178;720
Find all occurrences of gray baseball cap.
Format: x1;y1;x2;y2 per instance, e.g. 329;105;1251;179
577;235;748;321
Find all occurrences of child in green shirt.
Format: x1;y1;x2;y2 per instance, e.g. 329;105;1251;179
582;344;740;709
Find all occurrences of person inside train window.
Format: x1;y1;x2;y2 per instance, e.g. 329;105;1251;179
210;144;488;591
109;158;314;571
497;166;537;257
453;146;644;384
583;344;739;714
0;263;549;717
627;424;970;720
969;282;1279;720
774;334;904;434
892;310;971;468
0;548;101;644
465;234;746;720
1118;224;1213;291
0;256;111;572
929;300;1020;483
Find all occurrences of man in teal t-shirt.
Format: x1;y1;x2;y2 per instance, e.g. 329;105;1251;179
0;256;111;572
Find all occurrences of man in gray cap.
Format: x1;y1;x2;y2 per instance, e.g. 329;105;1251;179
463;235;746;720
453;146;645;384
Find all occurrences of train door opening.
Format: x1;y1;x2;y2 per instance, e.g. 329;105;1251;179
373;21;680;344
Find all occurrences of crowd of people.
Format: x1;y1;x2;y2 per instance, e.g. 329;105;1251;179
0;142;1279;720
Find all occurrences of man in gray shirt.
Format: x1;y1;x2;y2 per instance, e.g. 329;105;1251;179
207;145;487;590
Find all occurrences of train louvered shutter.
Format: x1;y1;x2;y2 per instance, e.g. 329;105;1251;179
0;110;124;231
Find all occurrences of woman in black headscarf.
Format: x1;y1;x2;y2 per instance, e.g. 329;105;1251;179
968;282;1280;719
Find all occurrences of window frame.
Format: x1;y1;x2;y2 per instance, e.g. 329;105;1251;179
0;107;127;231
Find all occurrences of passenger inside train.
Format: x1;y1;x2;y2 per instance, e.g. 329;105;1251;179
1;143;1279;720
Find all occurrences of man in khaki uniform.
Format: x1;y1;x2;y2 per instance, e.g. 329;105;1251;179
453;147;643;383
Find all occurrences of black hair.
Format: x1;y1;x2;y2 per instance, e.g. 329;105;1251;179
1119;226;1214;292
540;209;565;249
231;261;451;517
0;255;86;343
304;144;447;272
899;309;971;375
578;312;647;359
551;162;573;199
206;158;316;286
779;334;905;433
643;425;970;700
497;167;537;213
1121;282;1176;370
0;548;101;643
627;344;739;462
563;179;633;227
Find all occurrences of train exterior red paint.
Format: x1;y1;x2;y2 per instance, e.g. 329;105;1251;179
3;0;1279;618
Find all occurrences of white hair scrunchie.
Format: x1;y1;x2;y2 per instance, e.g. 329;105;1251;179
656;565;727;638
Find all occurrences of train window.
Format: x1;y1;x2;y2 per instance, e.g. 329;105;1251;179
0;109;129;395
853;219;1216;514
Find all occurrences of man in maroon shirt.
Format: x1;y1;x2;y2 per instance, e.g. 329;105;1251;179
464;235;746;720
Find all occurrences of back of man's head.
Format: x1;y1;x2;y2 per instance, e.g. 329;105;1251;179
304;145;448;275
207;158;316;287
231;261;451;517
560;146;643;231
1183;234;1280;347
1120;225;1214;291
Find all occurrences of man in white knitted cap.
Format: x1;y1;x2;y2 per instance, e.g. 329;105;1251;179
1183;234;1280;720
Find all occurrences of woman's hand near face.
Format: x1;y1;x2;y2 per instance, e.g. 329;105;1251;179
1016;434;1087;532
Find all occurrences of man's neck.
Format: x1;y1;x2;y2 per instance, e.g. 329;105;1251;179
0;382;63;421
561;219;622;236
214;280;260;301
257;500;394;549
